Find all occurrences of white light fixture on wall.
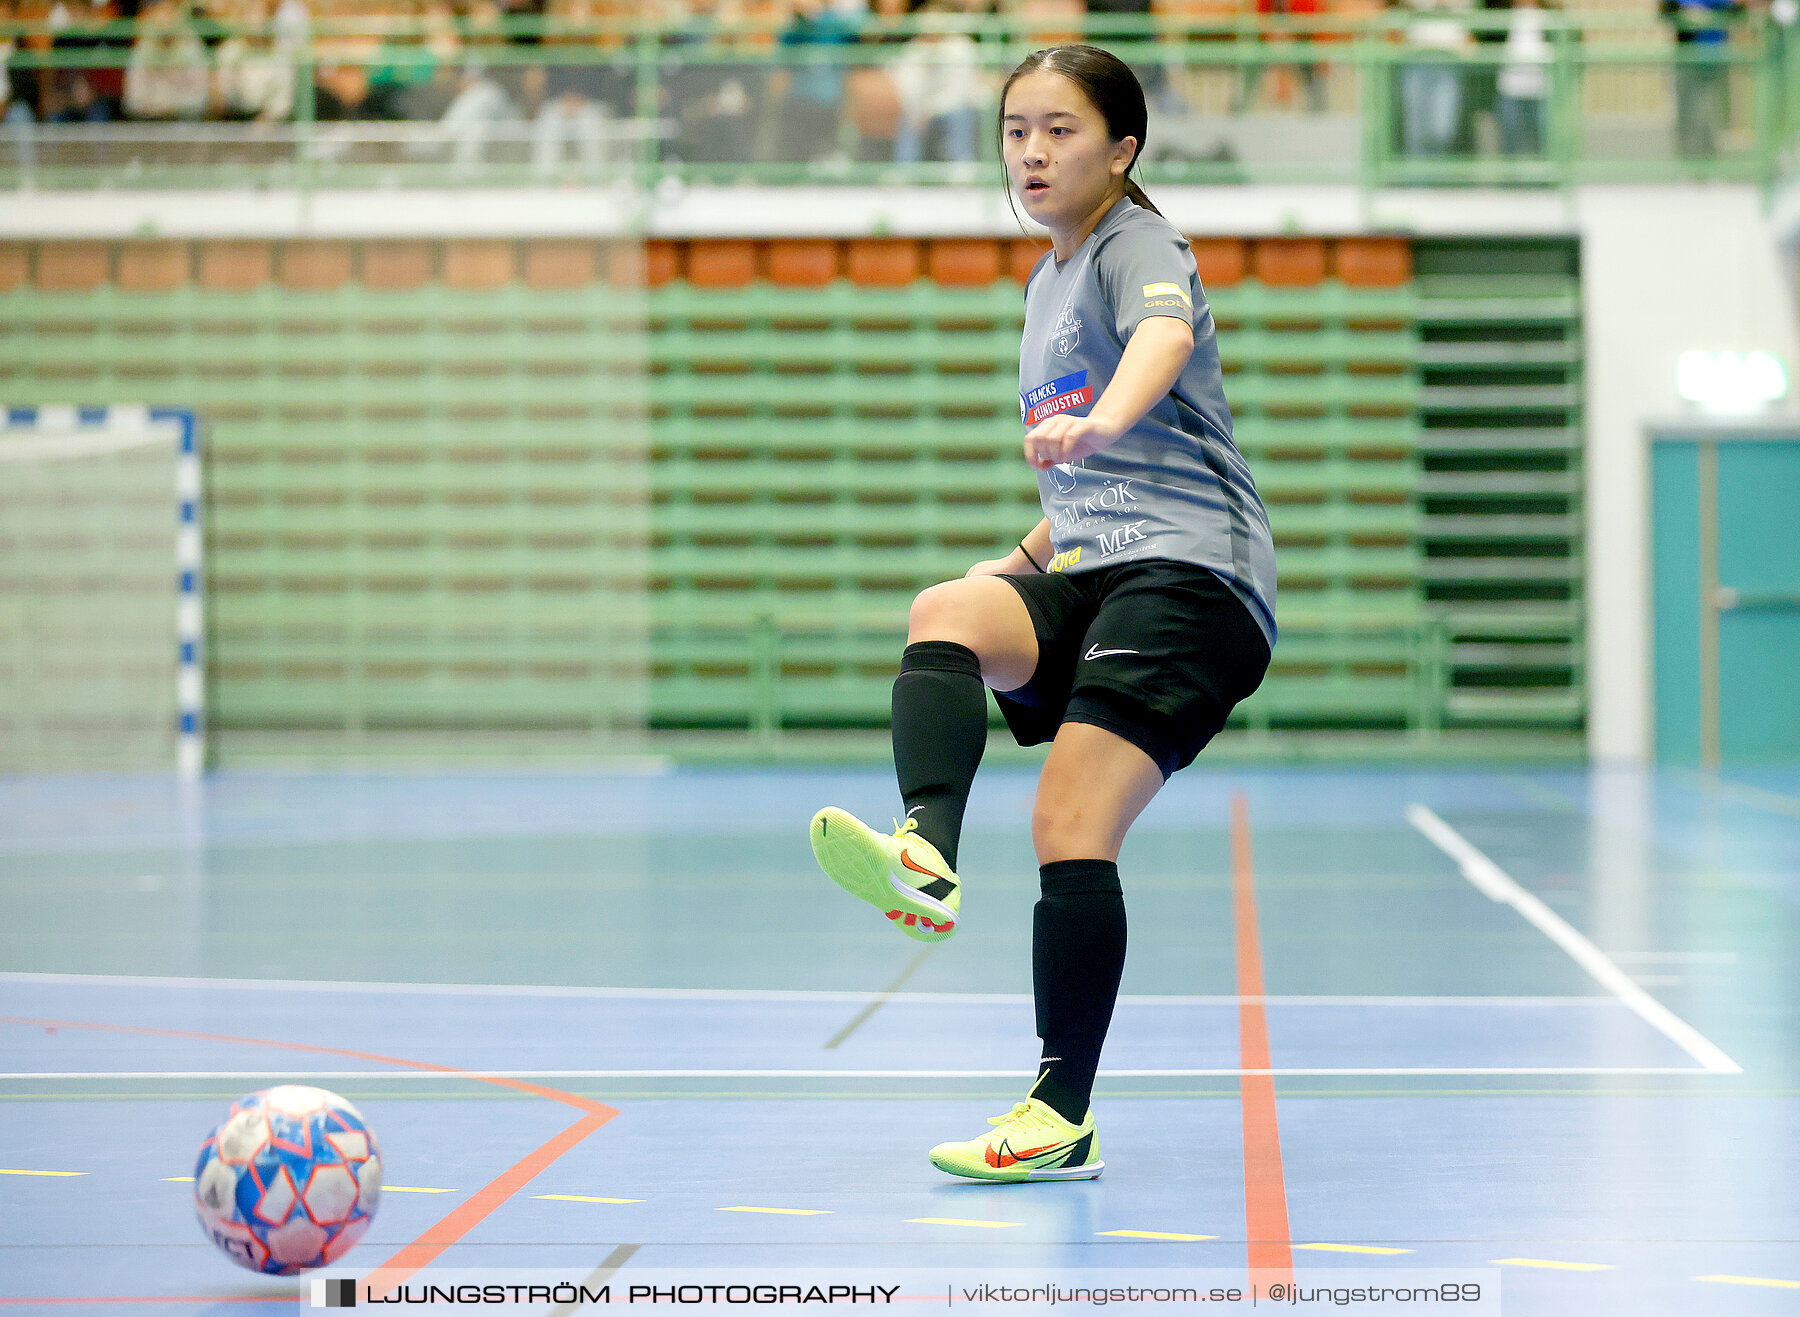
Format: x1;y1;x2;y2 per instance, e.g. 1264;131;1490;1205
1676;350;1789;415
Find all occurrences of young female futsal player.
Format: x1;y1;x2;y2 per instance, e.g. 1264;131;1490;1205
810;44;1276;1181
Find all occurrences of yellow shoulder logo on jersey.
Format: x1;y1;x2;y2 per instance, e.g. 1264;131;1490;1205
1141;282;1192;306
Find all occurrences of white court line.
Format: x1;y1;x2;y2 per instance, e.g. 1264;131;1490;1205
0;971;1620;1009
1406;803;1743;1076
0;1066;1714;1079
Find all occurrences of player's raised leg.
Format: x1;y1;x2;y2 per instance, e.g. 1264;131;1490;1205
810;576;1037;942
929;722;1161;1180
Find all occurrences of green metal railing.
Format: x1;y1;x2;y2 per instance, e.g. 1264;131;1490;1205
3;10;1795;190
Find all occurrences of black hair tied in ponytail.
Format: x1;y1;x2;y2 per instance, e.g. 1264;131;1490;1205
998;44;1162;219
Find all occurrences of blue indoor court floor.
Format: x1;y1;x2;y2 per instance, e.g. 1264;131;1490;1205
1;764;1798;1315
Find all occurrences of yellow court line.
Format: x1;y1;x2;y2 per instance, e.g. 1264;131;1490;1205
163;1177;194;1183
0;1169;86;1177
1491;1258;1612;1272
1696;1274;1800;1289
1298;1243;1413;1256
908;1217;1022;1229
1098;1229;1217;1242
383;1186;457;1194
717;1206;834;1216
534;1194;643;1204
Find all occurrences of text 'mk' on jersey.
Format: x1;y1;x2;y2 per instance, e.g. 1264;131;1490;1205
1020;196;1276;644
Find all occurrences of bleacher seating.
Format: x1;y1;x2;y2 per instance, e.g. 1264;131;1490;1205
0;232;1583;754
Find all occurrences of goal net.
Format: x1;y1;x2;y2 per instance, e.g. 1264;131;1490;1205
0;407;202;776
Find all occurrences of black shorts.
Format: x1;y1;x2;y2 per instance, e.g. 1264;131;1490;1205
994;560;1272;778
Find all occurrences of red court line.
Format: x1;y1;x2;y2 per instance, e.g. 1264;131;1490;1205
0;1014;618;1300
1229;793;1294;1283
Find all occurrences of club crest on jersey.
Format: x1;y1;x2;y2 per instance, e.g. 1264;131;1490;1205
1050;303;1082;357
1022;370;1093;427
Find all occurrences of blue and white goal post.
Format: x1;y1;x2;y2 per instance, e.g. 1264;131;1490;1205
0;406;204;778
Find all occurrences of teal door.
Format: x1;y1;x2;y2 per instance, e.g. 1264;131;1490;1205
1652;431;1800;766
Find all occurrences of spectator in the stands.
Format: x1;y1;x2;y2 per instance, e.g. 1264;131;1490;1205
843;0;909;161
210;0;294;119
891;0;984;164
1084;0;1184;112
1460;0;1508;150
1;1;37;123
1397;0;1471;155
46;0;128;122
532;0;629;176
1661;0;1744;159
1233;0;1327;114
772;0;860;162
660;0;765;163
124;0;210;120
359;3;451;122
377;0;465;119
310;0;386;119
1;0;36;177
438;57;521;172
1494;0;1550;155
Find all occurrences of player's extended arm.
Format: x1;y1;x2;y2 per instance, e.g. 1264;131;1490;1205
1023;315;1195;471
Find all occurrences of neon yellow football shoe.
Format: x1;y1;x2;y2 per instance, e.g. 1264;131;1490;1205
927;1097;1103;1182
809;808;961;942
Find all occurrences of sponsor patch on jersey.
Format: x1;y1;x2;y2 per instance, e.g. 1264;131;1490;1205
1022;370;1093;427
1142;281;1191;306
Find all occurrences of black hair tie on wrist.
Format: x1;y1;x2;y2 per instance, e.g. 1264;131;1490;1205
1019;539;1046;573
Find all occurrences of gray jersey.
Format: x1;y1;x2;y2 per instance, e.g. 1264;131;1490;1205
1020;197;1276;642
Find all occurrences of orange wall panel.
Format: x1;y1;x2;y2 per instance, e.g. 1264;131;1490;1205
279;241;354;292
362;241;435;290
1252;238;1328;287
524;240;599;290
1336;237;1412;287
846;238;921;288
198;241;273;291
928;238;1002;287
688;239;759;288
767;239;839;287
117;242;191;292
36;243;111;292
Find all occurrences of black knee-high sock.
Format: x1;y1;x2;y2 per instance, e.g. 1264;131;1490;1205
1032;858;1127;1125
891;640;987;873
